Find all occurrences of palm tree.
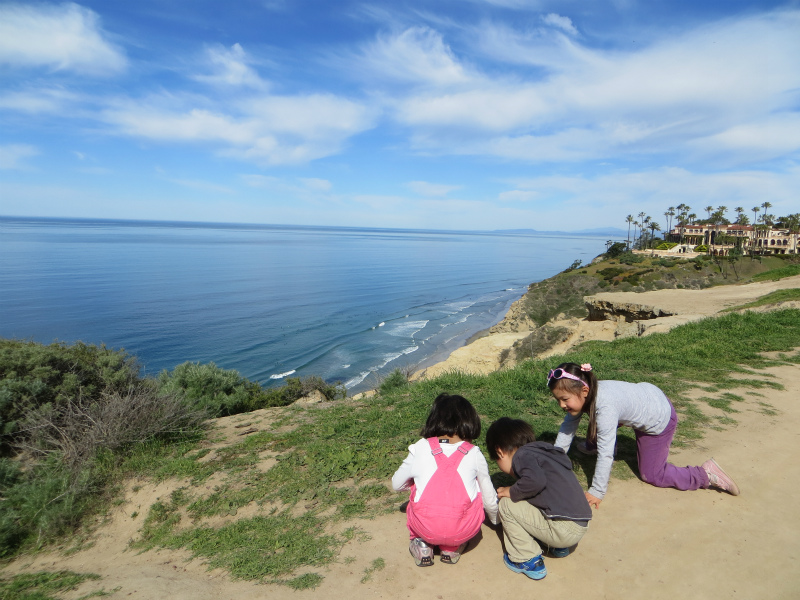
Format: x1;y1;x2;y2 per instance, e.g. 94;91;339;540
649;221;661;248
752;206;760;224
735;207;745;224
677;204;688;244
704;205;713;222
625;214;634;249
642;216;651;248
664;208;675;240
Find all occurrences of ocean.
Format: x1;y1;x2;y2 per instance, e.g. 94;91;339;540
0;217;609;393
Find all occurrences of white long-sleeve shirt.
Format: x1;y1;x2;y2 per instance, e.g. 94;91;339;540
554;380;672;499
392;438;499;525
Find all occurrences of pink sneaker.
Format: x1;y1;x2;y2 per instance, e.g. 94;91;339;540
440;543;467;564
702;458;740;496
409;538;433;566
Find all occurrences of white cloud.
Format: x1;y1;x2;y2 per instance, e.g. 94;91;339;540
542;14;578;36
0;87;79;113
407;180;461;196
387;11;800;166
103;92;375;166
300;178;332;192
498;189;539;202
508;166;800;227
165;177;236;194
0;3;126;74
355;26;474;86
0;144;38;169
194;44;268;89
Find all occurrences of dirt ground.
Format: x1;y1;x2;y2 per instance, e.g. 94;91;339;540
4;281;800;599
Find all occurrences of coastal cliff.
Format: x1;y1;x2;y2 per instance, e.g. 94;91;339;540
413;255;800;380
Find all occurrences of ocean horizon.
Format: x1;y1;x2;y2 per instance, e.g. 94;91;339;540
0;216;611;393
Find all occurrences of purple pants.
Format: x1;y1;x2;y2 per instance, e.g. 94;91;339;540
635;401;709;491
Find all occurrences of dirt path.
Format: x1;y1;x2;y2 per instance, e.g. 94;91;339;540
5;362;799;600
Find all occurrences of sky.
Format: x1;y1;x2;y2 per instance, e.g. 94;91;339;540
1;0;799;232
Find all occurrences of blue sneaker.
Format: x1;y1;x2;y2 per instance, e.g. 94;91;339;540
549;546;570;558
503;553;547;580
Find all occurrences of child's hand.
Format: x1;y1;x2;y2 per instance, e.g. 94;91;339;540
585;492;602;509
497;486;511;499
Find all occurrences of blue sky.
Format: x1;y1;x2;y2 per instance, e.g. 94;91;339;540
1;0;798;231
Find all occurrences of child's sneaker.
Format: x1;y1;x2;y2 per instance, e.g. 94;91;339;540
409;538;433;567
503;553;547;580
440;543;467;564
548;546;570;558
702;458;740;496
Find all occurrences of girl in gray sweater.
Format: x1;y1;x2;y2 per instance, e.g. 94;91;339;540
549;362;739;509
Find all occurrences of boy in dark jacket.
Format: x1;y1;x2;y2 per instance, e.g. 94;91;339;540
485;417;591;581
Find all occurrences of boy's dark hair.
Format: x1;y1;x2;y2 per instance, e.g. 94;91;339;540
420;393;481;442
485;417;536;460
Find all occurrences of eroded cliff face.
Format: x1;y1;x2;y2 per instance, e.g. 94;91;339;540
585;299;677;322
488;294;537;333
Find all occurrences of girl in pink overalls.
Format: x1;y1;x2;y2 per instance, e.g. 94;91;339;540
392;394;499;566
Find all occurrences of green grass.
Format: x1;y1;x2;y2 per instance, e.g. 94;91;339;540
751;263;800;282
722;288;800;312
0;570;109;600
124;309;800;585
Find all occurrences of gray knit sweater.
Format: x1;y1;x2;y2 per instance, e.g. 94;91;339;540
554;380;672;499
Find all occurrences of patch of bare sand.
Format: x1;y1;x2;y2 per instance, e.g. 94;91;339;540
5;364;799;599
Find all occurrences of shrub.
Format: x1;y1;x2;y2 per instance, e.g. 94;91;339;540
157;362;272;416
16;383;207;470
158;363;346;417
284;376;345;403
606;242;627;258
0;340;140;448
619;252;645;265
509;326;570;362
694;244;709;253
379;369;409;394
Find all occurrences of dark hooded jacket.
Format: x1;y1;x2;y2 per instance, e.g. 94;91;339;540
509;441;592;522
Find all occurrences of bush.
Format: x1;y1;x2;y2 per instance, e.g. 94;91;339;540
0;340;140;448
606;242;627;258
283;375;345;403
157;362;272;416
619;252;645;265
379;369;409;394
694;244;709;253
158;363;346;417
17;383;207;470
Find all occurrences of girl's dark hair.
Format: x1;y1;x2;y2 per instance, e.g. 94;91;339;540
420;393;481;442
485;417;536;461
547;362;599;445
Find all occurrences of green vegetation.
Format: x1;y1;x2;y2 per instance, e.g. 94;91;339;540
0;570;109;600
124;309;798;585
722;288;800;312
2;252;798;586
751;263;800;282
158;362;345;416
0;339;343;560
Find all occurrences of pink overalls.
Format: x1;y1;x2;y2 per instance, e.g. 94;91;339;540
405;438;485;552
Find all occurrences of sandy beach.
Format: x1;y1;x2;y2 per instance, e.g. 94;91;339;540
4;277;799;599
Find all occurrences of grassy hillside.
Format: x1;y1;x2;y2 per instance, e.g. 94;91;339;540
495;252;795;363
1;255;798;591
